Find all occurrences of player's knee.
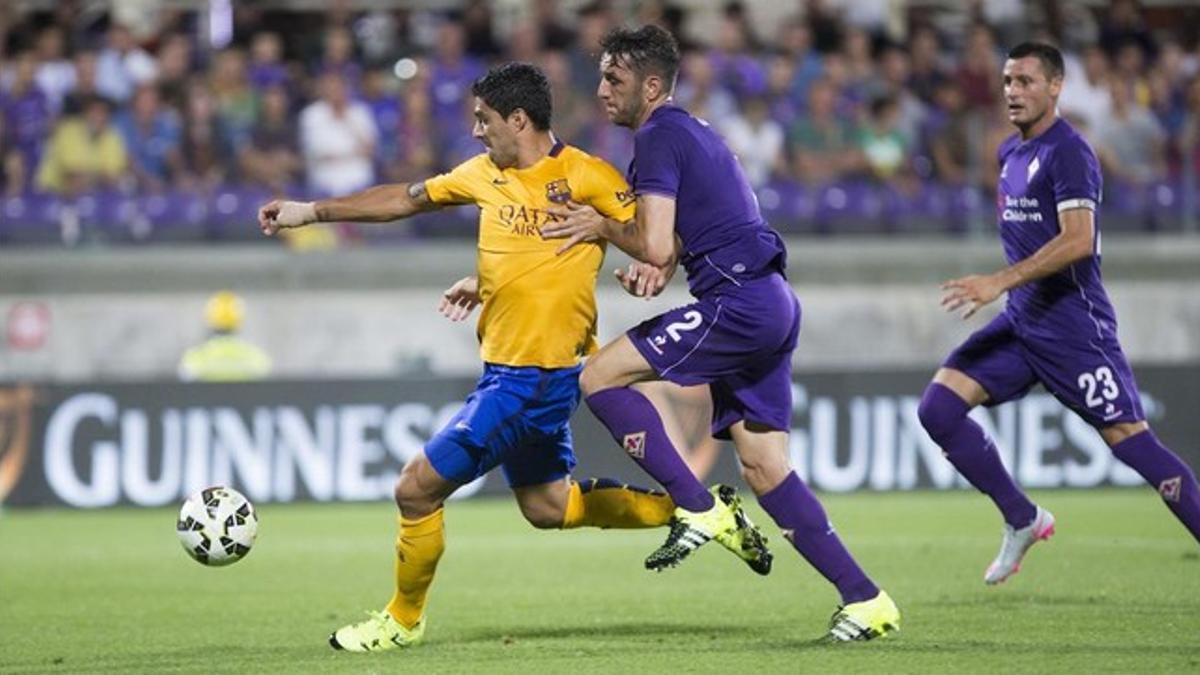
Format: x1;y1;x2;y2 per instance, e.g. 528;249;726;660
520;501;565;529
579;360;608;397
392;472;418;513
917;385;962;443
739;464;765;494
394;463;438;517
1100;421;1149;448
738;452;790;495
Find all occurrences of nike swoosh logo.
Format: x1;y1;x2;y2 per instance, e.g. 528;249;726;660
492;178;507;185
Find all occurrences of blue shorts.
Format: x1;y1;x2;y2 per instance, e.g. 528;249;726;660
425;363;581;488
628;274;801;439
944;311;1145;428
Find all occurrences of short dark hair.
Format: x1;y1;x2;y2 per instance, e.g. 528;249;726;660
869;94;897;117
600;25;681;91
81;94;111;113
471;62;552;131
1007;42;1064;81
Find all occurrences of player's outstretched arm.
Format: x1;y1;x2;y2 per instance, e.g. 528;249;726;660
257;181;438;235
543;193;677;267
941;207;1095;318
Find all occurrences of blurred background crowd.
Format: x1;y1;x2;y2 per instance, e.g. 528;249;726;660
2;0;1200;244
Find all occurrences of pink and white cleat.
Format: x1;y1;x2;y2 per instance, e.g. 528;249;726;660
984;506;1055;585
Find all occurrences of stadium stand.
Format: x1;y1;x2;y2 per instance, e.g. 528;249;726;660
1;0;1198;244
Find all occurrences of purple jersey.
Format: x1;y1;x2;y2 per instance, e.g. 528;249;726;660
628;104;786;298
996;118;1115;339
3;88;50;164
949;117;1146;427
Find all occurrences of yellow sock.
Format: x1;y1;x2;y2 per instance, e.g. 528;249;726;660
385;508;445;629
562;478;674;529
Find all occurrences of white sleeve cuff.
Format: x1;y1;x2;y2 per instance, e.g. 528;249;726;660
1057;198;1096;213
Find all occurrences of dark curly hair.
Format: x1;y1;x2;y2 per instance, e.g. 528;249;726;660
599;24;681;91
471;62;552;130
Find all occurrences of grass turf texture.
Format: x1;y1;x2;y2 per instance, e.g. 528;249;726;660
2;489;1197;674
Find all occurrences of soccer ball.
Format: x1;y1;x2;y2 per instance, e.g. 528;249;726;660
176;486;258;566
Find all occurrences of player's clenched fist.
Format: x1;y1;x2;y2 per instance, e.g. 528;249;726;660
257;200;318;235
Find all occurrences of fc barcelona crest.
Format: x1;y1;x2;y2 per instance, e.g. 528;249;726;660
545;179;572;204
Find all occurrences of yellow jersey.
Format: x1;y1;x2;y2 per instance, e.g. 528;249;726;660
178;335;272;382
425;141;634;369
36;119;127;194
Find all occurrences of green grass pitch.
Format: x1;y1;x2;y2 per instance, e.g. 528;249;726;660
2;489;1198;674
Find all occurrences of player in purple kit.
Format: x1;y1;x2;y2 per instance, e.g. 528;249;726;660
918;42;1200;585
542;25;899;642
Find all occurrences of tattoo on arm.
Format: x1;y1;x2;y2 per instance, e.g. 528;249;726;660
408;181;429;205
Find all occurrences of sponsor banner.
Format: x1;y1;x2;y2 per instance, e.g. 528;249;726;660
1;367;1196;508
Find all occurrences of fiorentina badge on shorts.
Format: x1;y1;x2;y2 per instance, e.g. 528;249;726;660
1159;476;1182;503
622;431;646;459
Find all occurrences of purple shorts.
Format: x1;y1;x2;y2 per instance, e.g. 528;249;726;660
944;311;1145;428
629;273;800;439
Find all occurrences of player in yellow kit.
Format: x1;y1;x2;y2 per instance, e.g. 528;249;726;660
257;63;765;653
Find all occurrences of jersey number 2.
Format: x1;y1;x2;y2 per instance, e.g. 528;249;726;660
1077;366;1119;408
665;311;703;342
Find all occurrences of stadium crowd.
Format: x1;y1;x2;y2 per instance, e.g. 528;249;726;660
1;0;1199;242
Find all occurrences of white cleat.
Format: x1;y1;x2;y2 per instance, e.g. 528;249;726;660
984;506;1055;585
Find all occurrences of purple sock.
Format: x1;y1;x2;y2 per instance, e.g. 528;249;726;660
1111;430;1200;543
585;387;714;512
919;383;1038;528
759;472;879;605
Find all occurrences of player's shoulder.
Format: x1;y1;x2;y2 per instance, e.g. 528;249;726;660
997;132;1021;160
558;146;627;196
560;144;620;174
1047;119;1098;162
425;153;493;201
634;105;691;143
461;152;493;169
445;152;493;176
557;143;595;164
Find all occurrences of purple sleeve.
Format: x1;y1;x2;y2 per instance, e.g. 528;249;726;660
631;127;681;198
1051;137;1102;211
996;136;1010;169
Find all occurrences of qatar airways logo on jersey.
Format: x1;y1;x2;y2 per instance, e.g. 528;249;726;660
999;194;1044;224
496;204;565;237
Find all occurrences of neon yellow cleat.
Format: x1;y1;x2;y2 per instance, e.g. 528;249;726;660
645;487;738;572
825;591;901;642
711;485;773;575
646;484;771;573
329;610;425;652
